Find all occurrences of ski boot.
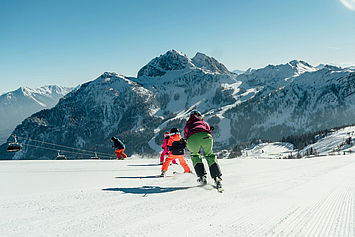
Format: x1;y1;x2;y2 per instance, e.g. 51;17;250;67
214;177;224;192
197;175;207;185
194;163;207;185
160;170;166;177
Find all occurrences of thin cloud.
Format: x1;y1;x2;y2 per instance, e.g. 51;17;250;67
339;0;355;11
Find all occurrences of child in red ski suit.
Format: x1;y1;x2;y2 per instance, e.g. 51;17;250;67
161;128;191;176
160;131;176;165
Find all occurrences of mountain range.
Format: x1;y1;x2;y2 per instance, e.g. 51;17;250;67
0;85;72;144
1;50;354;160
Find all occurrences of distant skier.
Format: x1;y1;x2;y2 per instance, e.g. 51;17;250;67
184;110;222;189
160;128;191;176
160;131;177;165
111;137;127;160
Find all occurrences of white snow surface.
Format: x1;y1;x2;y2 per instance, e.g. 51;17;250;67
302;126;355;155
243;142;294;159
1;155;355;237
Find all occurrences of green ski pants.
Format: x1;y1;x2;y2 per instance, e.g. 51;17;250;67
186;132;218;167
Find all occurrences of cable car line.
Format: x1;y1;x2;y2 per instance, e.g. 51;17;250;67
16;136;114;157
22;143;115;159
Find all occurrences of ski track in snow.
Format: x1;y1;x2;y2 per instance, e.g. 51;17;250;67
0;155;354;237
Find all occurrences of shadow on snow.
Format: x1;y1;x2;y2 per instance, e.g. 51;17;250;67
115;175;162;179
127;164;161;167
102;185;192;194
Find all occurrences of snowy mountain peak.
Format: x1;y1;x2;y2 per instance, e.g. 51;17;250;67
287;60;317;75
288;60;310;67
137;49;193;78
237;60;316;89
0;85;72;144
80;72;142;95
10;86;33;96
97;72;120;80
323;64;343;71
5;85;72;99
244;68;255;74
191;52;230;74
316;64;350;71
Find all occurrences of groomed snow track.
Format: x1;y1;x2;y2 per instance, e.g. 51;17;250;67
0;155;354;236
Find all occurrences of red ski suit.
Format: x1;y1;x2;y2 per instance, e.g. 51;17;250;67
160;135;176;164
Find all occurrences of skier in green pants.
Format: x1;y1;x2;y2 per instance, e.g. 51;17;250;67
184;110;222;188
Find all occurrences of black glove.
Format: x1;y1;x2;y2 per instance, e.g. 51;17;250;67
210;126;215;131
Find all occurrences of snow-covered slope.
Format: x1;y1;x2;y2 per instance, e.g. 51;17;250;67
1;155;354;236
226;66;355;143
0;50;246;159
237;60;317;90
242;142;294;159
0;74;160;160
232;69;246;75
134;50;244;149
0;85;72;143
302;125;355;155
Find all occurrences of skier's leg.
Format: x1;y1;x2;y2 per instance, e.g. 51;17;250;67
187;133;205;177
120;149;127;159
186;133;203;166
164;151;177;163
115;149;122;159
177;155;191;173
161;154;174;172
172;154;177;164
200;133;222;179
160;150;166;163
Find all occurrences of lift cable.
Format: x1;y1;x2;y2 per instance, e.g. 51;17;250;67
16;136;114;157
22;143;115;159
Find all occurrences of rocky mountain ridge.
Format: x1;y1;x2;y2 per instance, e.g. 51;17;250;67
1;50;354;159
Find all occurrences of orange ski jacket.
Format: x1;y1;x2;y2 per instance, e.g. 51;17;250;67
167;133;186;155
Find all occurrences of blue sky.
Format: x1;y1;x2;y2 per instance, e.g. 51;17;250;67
0;0;355;94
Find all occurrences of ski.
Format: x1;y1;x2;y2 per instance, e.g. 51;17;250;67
172;171;194;175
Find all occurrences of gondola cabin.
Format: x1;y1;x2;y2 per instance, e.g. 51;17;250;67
91;152;99;159
7;135;22;152
7;143;22;152
56;150;67;160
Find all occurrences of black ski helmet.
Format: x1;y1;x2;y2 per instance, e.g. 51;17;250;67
170;128;179;134
190;110;202;118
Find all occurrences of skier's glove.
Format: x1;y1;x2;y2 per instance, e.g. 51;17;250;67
210;126;215;131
